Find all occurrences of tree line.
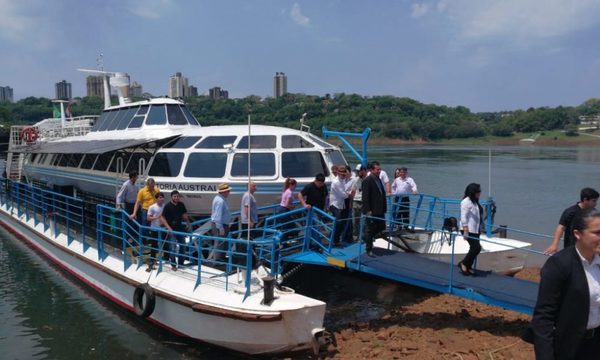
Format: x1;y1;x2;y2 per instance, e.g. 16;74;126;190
2;94;600;140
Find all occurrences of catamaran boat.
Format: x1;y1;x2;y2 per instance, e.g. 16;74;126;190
0;70;335;355
6;72;344;216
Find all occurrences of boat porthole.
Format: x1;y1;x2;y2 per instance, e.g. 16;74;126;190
133;283;156;318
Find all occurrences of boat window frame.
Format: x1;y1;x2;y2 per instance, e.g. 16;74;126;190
237;135;277;149
181;105;200;125
79;154;98;170
145;104;167;126
148;152;185;177
281;134;315;149
281;151;330;178
92;151;116;172
116;107;139;130
166;104;189;126
230;152;277;178
195;135;238;149
183;152;228;178
97;110;118;132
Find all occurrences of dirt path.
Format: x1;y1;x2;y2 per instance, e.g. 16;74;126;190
311;268;540;359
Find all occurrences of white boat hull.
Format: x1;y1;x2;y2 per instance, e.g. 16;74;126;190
0;206;325;355
374;230;531;274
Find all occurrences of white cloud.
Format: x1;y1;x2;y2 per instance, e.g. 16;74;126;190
290;3;311;27
441;0;600;47
0;0;35;41
127;0;174;19
411;3;429;19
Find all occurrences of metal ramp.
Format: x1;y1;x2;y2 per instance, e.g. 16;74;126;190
283;245;538;315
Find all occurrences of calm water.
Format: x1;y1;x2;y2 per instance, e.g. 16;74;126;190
1;145;599;359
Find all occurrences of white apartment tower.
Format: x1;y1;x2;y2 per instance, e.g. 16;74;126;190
273;72;287;98
169;72;189;98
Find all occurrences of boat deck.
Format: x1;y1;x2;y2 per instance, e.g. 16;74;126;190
283;243;538;315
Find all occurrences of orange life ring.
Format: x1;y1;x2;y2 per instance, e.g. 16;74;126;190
20;127;38;144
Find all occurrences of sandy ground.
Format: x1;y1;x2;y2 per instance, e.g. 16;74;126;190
304;268;541;360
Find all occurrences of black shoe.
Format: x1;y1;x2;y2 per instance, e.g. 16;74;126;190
171;265;177;271
458;261;470;276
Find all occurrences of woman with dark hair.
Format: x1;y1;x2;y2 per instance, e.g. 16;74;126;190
458;183;483;276
530;208;600;359
277;177;297;241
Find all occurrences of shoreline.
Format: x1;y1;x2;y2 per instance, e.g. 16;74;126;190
306;267;540;359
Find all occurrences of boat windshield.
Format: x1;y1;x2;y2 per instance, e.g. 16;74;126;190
195;136;237;149
236;135;276;149
231;153;276;177
281;135;314;148
281;151;329;178
184;153;227;178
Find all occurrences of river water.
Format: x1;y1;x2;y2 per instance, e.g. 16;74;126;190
1;144;598;359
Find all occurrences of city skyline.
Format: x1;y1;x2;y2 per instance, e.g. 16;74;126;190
2;1;600;112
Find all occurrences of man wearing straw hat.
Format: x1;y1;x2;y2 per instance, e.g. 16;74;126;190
209;183;232;261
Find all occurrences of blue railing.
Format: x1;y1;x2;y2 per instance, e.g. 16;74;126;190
0;178;284;297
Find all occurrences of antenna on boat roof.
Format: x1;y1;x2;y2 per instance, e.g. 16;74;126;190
77;68;131;109
299;113;310;133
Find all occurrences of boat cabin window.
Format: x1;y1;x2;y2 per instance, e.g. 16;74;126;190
164;136;202;148
282;151;329;178
125;152;153;174
307;133;333;148
181;106;200;125
39;153;48;165
166;105;188;125
148;153;184;177
231;153;276;177
97;110;118;131
145;105;167;125
80;154;98;169
281;135;314;148
115;107;138;130
52;154;62;166
237;135;276;149
93;151;116;171
92;111;111;132
184;153;227;178
328;150;346;168
68;154;84;168
195;136;237;149
109;153;129;173
58;154;71;167
127;106;149;128
30;153;38;164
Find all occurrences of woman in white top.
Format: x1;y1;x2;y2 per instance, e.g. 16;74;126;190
458;183;483;276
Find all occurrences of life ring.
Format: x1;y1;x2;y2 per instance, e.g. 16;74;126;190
133;283;156;317
20;127;38;144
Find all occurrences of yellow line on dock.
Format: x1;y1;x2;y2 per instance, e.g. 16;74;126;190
326;257;346;268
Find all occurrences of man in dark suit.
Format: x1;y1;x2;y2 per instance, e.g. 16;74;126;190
361;161;387;256
531;243;600;359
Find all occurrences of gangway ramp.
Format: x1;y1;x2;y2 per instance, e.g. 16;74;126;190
283;246;539;315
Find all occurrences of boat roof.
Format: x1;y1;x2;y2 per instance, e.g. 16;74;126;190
30;135;179;154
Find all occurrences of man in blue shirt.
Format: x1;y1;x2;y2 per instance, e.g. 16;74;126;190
209;183;232;261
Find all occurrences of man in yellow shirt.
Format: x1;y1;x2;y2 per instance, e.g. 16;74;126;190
130;178;160;227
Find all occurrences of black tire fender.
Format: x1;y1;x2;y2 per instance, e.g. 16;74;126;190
133;283;156;318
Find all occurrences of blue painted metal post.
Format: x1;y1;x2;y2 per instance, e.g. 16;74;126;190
321;127;371;166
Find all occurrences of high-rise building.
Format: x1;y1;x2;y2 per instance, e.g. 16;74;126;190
55;80;72;100
86;75;110;99
0;86;13;102
273;72;287;98
209;86;229;100
169;72;189;98
130;81;143;98
189;85;198;97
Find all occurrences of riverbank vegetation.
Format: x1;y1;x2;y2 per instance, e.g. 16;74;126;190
2;94;600;142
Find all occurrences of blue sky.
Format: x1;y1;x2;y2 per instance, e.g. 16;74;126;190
2;0;600;112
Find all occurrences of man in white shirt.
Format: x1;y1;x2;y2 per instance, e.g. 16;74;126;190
329;166;351;245
145;192;165;271
352;164;367;239
392;167;418;230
